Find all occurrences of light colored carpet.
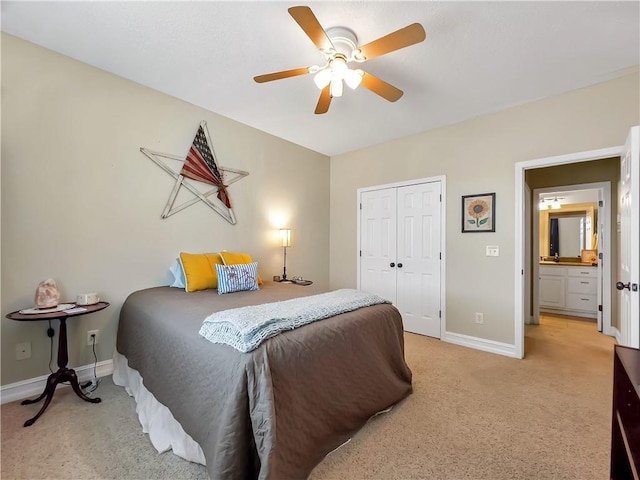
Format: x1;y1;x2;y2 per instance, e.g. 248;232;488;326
1;314;615;479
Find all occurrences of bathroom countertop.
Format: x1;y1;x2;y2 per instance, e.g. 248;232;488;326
539;261;597;267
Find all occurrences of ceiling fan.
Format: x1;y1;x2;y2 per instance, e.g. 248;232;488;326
254;6;426;114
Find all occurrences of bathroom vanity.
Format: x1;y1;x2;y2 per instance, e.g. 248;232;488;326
539;263;598;318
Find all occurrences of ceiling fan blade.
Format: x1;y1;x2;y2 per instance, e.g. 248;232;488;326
357;23;426;61
361;72;404;102
254;67;311;83
314;86;332;114
288;6;334;52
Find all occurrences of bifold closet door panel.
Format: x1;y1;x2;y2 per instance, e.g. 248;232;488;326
396;182;442;338
360;188;398;304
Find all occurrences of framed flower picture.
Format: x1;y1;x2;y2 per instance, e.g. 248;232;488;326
462;192;495;233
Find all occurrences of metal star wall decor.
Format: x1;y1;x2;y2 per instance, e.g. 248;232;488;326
141;121;248;224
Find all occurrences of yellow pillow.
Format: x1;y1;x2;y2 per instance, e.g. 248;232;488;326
219;251;264;285
179;252;224;292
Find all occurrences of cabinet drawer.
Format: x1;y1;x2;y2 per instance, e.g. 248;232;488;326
566;293;597;312
567;276;598;295
540;266;566;276
567;267;597;278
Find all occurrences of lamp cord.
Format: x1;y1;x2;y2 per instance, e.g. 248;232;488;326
83;338;100;394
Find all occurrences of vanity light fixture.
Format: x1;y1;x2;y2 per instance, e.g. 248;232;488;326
539;196;562;210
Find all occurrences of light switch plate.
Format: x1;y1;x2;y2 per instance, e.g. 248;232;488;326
486;246;499;257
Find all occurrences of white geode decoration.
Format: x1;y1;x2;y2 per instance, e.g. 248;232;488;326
35;278;60;309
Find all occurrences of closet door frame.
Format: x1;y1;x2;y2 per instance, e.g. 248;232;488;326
357;175;447;336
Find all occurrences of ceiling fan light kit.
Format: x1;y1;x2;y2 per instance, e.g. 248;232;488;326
254;5;426;114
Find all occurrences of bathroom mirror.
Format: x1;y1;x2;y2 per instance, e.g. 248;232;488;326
538;202;597;259
548;212;591;256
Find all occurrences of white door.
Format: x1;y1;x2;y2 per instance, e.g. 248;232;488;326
396;182;442;337
617;126;639;348
360;188;397;303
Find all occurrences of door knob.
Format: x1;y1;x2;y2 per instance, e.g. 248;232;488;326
616;282;631;291
397;263;403;268
390;262;395;267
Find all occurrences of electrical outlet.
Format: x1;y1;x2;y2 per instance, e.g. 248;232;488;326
87;330;99;346
16;342;31;360
475;312;484;324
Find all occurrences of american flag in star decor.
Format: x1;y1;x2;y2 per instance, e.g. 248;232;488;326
140;121;248;224
180;125;231;208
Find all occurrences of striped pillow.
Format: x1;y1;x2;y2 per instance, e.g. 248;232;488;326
215;262;260;295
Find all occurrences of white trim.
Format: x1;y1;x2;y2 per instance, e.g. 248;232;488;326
0;359;114;405
356;175;446;339
612;326;622;346
440;179;448;336
539;307;598;320
442;331;518;358
515;145;623;359
357;176;446;193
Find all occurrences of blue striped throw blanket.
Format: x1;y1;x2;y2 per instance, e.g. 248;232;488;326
199;289;390;353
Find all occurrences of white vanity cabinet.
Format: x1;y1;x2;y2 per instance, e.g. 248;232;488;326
539;266;566;308
539;265;598;318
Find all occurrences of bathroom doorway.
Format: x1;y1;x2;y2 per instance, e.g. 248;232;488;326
530;182;612;335
515;152;622;359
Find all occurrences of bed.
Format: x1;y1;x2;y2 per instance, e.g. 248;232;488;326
113;282;412;480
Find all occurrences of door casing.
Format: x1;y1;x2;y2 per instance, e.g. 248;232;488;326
515;146;622;359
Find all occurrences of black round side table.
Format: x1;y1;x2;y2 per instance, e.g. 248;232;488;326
6;301;110;427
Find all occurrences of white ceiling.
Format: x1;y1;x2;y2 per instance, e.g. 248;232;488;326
2;1;639;157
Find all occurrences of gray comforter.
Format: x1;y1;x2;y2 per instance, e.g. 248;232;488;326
116;282;412;480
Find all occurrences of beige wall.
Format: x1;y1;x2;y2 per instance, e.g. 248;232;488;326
330;73;639;346
1;34;330;385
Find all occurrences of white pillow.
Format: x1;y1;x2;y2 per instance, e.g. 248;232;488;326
169;258;186;288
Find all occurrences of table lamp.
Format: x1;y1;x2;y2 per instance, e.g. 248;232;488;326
280;229;291;282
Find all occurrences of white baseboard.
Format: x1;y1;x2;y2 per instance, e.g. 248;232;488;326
612;326;622;345
0;359;114;405
442;331;519;358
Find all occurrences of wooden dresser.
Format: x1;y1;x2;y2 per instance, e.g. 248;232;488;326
611;345;640;480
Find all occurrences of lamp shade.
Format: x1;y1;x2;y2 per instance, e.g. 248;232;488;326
344;68;363;89
314;69;332;89
280;229;291;247
330;77;343;97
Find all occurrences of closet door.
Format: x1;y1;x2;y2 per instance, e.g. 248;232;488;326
360;188;397;303
396;182;442;338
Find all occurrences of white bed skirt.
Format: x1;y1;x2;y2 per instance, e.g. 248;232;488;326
112;350;207;465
